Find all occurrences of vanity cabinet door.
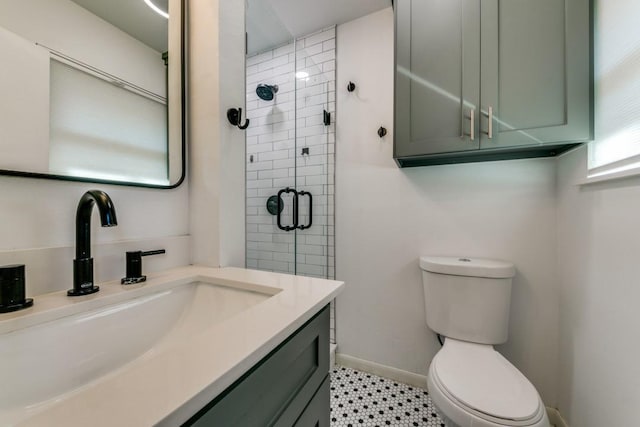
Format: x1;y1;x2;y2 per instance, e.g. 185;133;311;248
293;376;330;427
394;0;481;158
184;306;329;427
479;0;593;150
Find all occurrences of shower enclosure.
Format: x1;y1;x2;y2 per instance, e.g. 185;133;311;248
245;26;336;342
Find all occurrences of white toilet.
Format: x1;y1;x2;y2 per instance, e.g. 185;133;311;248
420;256;550;427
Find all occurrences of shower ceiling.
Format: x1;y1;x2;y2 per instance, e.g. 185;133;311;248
246;0;391;55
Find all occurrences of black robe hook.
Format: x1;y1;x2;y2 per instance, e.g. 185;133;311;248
227;107;250;130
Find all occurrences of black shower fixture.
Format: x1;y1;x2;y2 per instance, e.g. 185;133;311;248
256;84;278;101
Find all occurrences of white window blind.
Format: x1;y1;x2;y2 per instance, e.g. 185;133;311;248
49;59;168;185
588;0;640;179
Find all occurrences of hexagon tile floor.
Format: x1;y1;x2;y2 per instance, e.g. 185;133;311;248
329;365;445;426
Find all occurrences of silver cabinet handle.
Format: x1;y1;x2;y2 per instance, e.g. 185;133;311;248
464;108;475;141
483;106;493;139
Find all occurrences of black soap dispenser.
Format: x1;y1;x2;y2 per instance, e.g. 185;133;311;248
0;264;33;313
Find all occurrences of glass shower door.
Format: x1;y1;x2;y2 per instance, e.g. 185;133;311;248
293;29;335;281
246;37;298;275
245;26;336;341
246;28;335;281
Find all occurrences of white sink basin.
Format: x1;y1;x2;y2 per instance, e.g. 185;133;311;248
0;277;278;424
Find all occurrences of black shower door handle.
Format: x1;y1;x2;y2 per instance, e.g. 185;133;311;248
297;191;312;230
277;187;298;231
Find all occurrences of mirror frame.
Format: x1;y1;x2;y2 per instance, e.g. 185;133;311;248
0;0;186;189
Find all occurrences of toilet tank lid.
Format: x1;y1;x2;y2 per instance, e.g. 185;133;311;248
419;256;515;279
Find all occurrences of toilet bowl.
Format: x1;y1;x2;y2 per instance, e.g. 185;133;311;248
420;256;550;427
427;339;548;427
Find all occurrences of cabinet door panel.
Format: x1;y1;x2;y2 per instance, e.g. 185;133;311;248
293;376;330;427
395;0;480;157
499;0;566;130
184;306;329;427
480;0;593;149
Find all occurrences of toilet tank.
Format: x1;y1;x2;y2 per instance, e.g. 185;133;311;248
420;256;516;345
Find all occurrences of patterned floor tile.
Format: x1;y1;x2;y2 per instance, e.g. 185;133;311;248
330;365;445;426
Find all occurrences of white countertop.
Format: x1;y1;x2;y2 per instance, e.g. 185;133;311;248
0;266;344;426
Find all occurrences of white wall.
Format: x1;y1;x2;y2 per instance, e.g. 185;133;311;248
189;0;246;268
555;1;640;424
556;146;640;426
0;26;49;171
0;176;189;296
335;8;560;405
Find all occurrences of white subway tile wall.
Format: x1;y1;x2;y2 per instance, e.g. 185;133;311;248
246;27;336;342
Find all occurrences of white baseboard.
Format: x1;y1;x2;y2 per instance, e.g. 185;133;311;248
547;407;569;427
335;353;428;389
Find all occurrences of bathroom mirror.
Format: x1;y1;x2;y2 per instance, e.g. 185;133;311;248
0;0;185;188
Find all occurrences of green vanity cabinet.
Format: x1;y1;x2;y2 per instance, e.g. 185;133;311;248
184;306;330;427
394;0;593;167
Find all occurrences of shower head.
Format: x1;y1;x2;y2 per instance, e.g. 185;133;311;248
256;84;278;101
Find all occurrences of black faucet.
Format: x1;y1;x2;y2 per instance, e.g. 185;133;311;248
68;190;118;296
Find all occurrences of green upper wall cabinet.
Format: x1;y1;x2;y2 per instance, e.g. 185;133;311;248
394;0;593;167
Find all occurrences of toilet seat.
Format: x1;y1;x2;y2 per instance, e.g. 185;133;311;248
428;339;548;427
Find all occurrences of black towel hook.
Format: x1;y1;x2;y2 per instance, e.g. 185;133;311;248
227;107;250;130
347;81;356;92
378;126;387;138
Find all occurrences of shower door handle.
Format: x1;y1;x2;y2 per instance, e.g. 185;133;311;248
277;188;298;231
297;191;312;230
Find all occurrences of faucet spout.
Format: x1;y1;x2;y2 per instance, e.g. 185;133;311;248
69;190;118;296
75;190;118;259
